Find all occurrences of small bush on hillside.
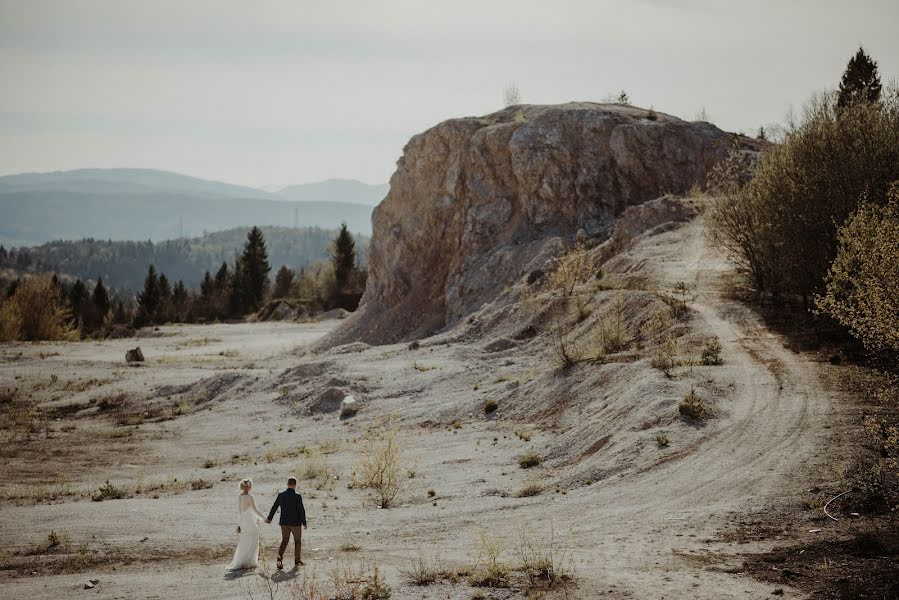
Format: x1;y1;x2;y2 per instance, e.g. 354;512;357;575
91;480;129;502
515;482;543;497
518;452;542;469
401;553;443;586
355;427;409;509
651;335;678;375
546;243;594;299
484;399;498;414
513;525;575;591
469;531;510;588
678;387;707;420
701;337;723;365
655;434;670;448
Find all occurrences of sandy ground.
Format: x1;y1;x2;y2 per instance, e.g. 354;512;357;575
0;219;839;599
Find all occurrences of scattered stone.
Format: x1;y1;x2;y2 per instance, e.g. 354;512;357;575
408;340;420;350
310;387;345;414
339;395;359;419
83;581;95;589
125;347;145;363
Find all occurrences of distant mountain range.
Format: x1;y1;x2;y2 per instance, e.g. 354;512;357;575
0;168;386;247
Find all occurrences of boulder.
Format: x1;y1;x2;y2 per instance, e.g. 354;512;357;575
323;103;762;346
309;387;345;414
339;395;359;419
125;347;145;363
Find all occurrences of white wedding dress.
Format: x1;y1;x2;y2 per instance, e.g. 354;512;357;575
227;493;264;570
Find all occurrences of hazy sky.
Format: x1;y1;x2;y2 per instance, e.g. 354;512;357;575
1;0;897;188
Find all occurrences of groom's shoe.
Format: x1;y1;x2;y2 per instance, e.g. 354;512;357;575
276;556;283;570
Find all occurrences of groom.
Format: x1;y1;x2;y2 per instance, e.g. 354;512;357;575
265;477;307;570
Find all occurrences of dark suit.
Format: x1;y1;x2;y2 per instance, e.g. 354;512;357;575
268;488;306;564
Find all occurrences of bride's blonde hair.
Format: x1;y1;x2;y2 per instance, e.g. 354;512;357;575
239;478;253;491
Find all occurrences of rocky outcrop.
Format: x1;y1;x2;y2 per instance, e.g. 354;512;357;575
327;103;759;345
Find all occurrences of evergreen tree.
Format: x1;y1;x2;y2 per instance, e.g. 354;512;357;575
838;47;882;108
158;273;172;301
229;256;248;315
0;245;6;261
331;223;356;290
214;261;231;291
92;277;110;316
237;227;270;312
200;271;214;297
272;265;294;299
137;265;161;323
173;280;188;308
68;279;89;316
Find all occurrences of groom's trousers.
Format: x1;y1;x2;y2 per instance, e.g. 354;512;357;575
279;525;302;563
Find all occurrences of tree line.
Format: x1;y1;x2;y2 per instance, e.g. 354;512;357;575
0;225;367;293
0;224;365;340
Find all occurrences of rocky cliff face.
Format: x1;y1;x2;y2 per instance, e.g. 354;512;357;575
328;103;756;345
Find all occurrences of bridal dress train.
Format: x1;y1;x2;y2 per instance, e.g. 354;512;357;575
227;493;264;570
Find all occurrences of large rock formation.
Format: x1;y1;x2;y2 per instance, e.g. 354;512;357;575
328;103;757;345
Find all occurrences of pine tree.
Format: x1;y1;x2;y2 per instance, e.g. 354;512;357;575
237;227;271;312
173;280;188;308
272;265;294;299
200;271;214;297
0;245;6;261
68;279;88;316
92;277;110;316
214;261;231;292
838;47;882;108
158;274;172;301
137;265;161;323
331;223;356;290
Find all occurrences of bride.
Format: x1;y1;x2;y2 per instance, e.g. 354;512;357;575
227;478;266;571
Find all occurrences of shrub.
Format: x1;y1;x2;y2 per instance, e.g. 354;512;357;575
400;553;442;586
817;188;899;355
707;85;899;301
91;480;129;502
355;427;409;508
655;434;670;448
513;525;574;590
678;387;707;420
515;482;543;497
483;399;498;415
651;335;677;375
469;531;510;588
518;451;542;469
0;275;76;342
700;337;723;365
546;243;594;299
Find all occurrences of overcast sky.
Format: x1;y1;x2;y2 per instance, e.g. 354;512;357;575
1;0;897;188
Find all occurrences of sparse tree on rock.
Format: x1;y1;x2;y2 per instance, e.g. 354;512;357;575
503;82;521;107
838;47;882;108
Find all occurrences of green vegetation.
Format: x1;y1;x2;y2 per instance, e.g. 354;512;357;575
707;80;898;306
817;188;899;354
0;225;368;293
678;387;707;420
